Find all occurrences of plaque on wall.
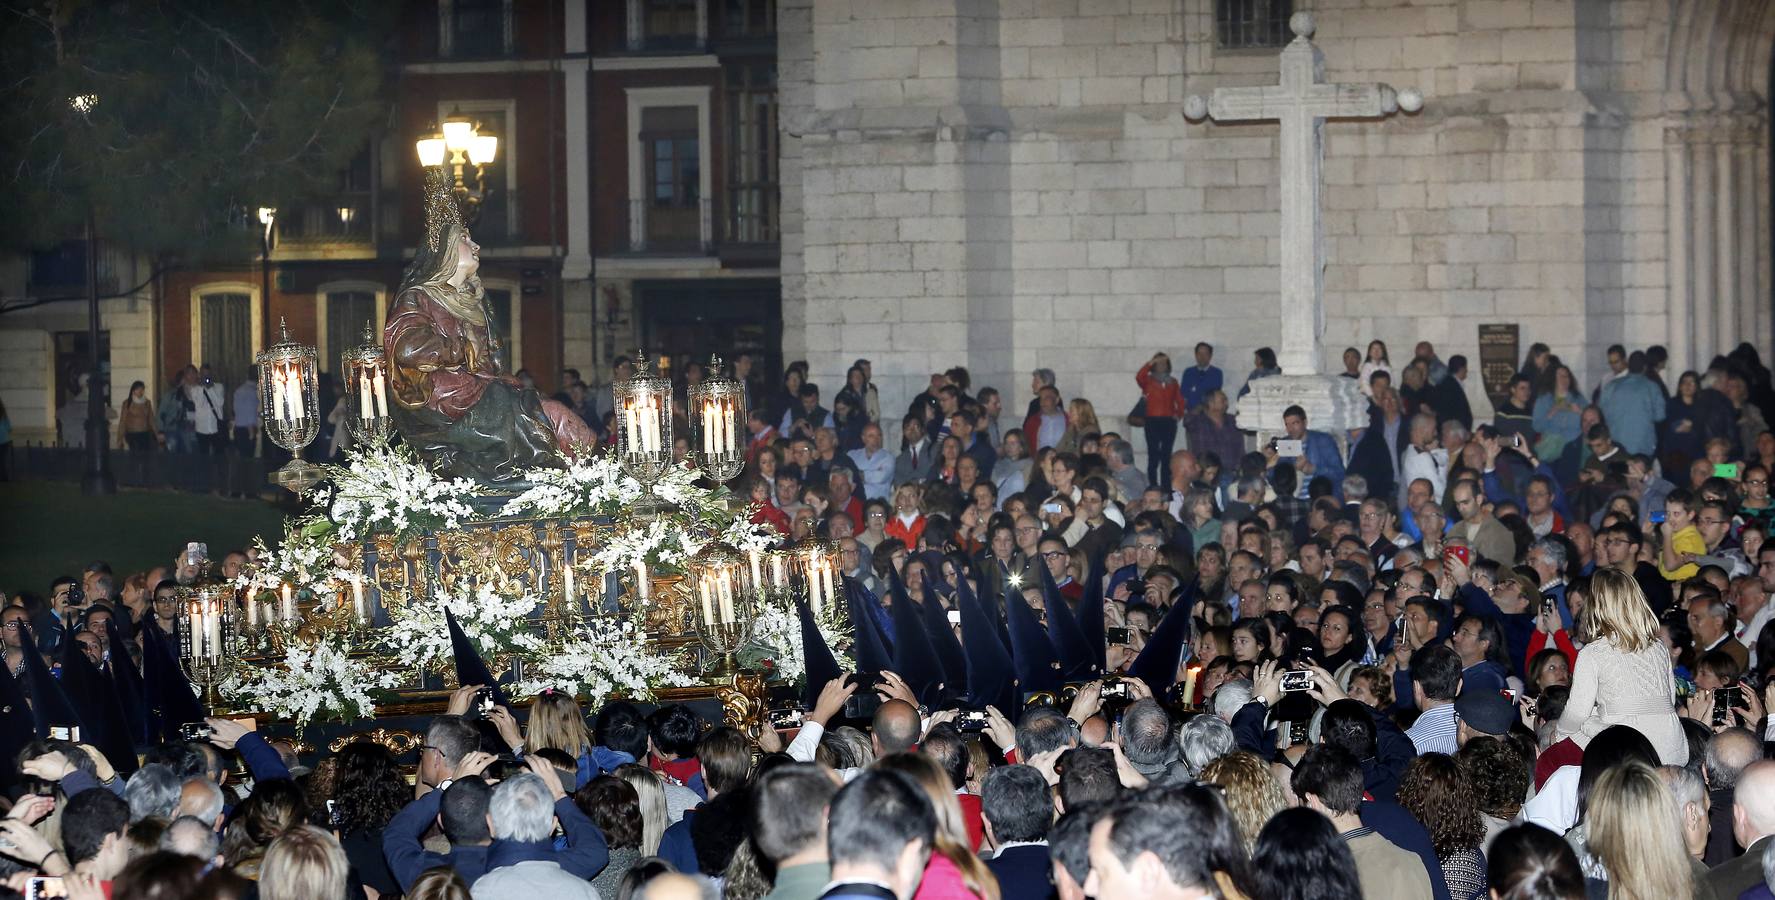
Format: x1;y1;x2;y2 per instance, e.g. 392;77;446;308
1477;324;1520;408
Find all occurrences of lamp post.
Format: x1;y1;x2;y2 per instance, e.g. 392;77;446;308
80;210;114;496
415;108;499;225
257;207;275;349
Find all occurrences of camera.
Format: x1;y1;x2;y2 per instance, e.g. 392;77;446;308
1106;626;1132;646
957;709;991;733
62;586;85;609
843;673;884;719
1273;438;1304;457
177;722;212;742
1122;580;1148;599
1280;670;1314;693
1287;720;1310;746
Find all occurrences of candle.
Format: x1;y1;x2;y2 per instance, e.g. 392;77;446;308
352;578;365;623
625;404;641;453
371;369;388;418
718;570;734;623
700;577;715;628
1183;666;1201;708
720;400;734;455
206;601;221;663
701;403;716;457
287;366;306;421
771;554;787;589
645;398;662;453
634;560;650;602
358;370;373;421
280;583;293;623
187;602;202;663
822;563;836;615
748;550;763;593
246;593;258;631
564;561;575;607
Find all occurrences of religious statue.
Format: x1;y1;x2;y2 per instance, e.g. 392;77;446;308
384;169;596;482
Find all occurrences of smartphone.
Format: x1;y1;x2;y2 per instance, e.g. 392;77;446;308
1650;510;1667;524
47;726;80;743
1274;439;1304;457
1714;463;1742;479
1280;670;1314;693
25;877;67;900
1541;596;1555;619
1714;685;1743;727
1288;720;1310;746
957;709;991;733
177;722;213;742
1101;679;1133;700
1512;433;1523;448
1444;545;1472;566
1106;626;1132;645
947;609;961;626
1041;502;1064;515
768;708;806;729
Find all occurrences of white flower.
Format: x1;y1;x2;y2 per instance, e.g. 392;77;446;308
513;617;692;706
747;598;851;685
222;640;401;728
382;582;543;671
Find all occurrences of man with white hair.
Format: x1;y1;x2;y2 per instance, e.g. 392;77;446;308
160;815;221;862
471;763;601;900
1707;759;1775;898
1212;679;1253;723
176;777;226;830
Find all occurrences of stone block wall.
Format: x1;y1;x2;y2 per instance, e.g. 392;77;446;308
780;0;1773;447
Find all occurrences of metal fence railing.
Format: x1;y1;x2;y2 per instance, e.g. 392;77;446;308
12;444;295;497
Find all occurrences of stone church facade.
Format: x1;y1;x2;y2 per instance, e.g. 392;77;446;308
777;0;1775;428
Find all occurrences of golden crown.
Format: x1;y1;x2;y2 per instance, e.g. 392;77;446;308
423;166;465;251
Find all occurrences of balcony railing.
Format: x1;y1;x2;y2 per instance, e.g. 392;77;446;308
276;196;374;246
627;196;712;254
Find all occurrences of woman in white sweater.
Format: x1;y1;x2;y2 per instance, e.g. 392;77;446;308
1554;568;1688;764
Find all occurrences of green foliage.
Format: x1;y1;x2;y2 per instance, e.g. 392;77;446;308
0;0;393;261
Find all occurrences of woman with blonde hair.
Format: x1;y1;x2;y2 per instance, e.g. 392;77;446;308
1057;398;1100;456
874;753;1001;900
613;764;669;856
526;689;596;789
1199;750;1288;852
407;866;473;900
1555;568;1687;764
259;825;349;900
1584;762;1695;900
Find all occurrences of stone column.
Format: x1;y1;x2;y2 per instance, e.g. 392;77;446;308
1665;130;1692;371
1691;130;1715;364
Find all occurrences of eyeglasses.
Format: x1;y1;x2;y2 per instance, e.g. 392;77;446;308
1042;551;1069;560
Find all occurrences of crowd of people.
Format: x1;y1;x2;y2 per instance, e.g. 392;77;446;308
4;336;1775;899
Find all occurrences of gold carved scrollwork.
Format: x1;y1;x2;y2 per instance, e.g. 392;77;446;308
328;727;422;756
435;526;537;600
715;672;769;738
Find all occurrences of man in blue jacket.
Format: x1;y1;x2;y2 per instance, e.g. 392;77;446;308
1267;405;1344;500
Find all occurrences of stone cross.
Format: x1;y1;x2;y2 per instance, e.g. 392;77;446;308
1184;12;1421;377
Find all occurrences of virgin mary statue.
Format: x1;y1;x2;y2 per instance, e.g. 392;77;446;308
384;170;596;482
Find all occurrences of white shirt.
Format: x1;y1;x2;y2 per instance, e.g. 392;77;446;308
1399;445;1448;507
186;382;226;435
849;447;897;501
1742;600;1774;668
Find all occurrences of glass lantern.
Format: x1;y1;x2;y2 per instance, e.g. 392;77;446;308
256;318;323;493
790;538;841;617
687;354;747;485
342;322;394;446
614;351;674;514
689;543;752;673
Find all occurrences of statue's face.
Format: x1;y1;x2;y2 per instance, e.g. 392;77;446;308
454;232;480;284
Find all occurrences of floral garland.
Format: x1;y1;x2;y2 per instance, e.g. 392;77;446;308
221;640;402;728
512;616;694;706
324;445;485;543
381;583;547;672
744;597;853;686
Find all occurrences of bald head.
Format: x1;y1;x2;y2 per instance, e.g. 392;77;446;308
636;872;711;900
177;777;225;828
1705;728;1764;790
873;699;921;756
1733;760;1775;847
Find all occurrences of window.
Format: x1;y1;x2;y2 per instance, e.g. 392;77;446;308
443;0;511;58
1217;0;1293;50
485;288;514;373
725;62;778;244
324;291;377;377
29;240;113;290
721;0;774;38
644;0;700;50
200;293;253;390
642;107;702;248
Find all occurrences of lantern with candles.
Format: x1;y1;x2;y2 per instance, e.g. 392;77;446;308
689;543;753;674
614;352;674;516
342;322;394;446
180;583;238;707
256;318;324;493
789;538;841;618
686;354;746;486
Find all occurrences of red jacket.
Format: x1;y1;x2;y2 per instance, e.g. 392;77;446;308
1136;362;1188;419
887;513;927;548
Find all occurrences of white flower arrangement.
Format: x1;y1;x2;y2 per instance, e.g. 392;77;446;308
327;445;484;542
745;598;852;686
233;531;336;595
222;640;402;728
498;454;639;520
381;582;545;672
513;616;693;706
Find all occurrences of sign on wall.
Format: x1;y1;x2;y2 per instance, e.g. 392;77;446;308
1477;324;1520;409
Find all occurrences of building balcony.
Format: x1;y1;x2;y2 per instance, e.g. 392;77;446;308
621;194;779;265
276;196;374;248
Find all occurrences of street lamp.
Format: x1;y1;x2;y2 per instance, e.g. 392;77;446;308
257;208;276;379
69;91;112;495
415;107;499;225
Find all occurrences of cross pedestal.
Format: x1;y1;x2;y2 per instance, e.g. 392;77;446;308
1183;12;1422;445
